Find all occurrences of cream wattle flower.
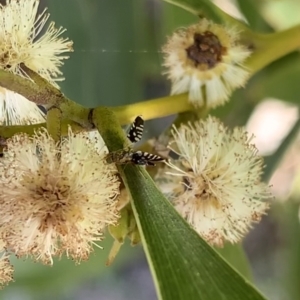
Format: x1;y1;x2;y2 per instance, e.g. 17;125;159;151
162;19;251;108
158;116;271;246
0;0;73;85
0;129;120;264
0;0;73;125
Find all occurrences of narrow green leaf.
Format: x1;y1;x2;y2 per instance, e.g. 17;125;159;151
163;0;223;22
252;53;300;104
263;116;300;182
121;165;266;300
215;243;253;282
235;0;273;31
277;201;300;300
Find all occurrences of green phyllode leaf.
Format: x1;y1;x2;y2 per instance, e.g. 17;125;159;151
263;116;300;182
214;243;253;282
235;0;273;31
163;0;223;22
121;165;267;300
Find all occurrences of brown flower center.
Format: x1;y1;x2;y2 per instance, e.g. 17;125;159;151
183;173;221;209
35;181;70;232
186;31;226;69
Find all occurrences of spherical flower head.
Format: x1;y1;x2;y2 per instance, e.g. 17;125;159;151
0;0;73;87
0;87;45;125
163;116;271;246
0;0;72;125
0;129;120;264
162;19;251;108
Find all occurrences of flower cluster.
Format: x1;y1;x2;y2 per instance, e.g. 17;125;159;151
0;0;73;125
156;116;271;246
0;129;121;266
162;19;251;108
0;0;274;292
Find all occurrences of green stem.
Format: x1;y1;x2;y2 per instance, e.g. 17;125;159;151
246;24;300;74
58;99;92;129
47;107;62;142
113;94;191;125
22;67;93;129
0;69;53;105
91;107;126;152
0;68;92;129
0;121;84;138
0;94;191;138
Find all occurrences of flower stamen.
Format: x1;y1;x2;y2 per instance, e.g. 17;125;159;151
157;116;272;246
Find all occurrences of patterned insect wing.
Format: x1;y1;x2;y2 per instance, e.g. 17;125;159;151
106;116;165;166
131;151;165;166
127;116;144;143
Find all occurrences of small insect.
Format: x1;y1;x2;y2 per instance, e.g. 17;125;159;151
127;115;144;143
105;148;131;164
106;116;165;166
131;151;165;166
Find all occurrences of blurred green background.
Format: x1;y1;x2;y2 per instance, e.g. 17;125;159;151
52;0;197;108
2;0;300;299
